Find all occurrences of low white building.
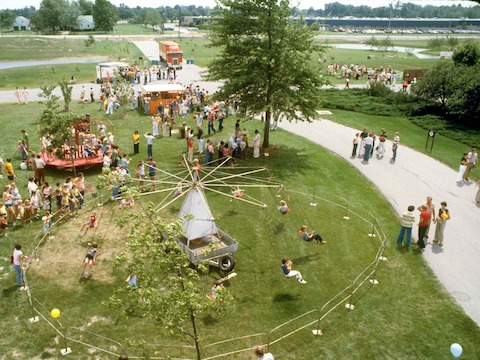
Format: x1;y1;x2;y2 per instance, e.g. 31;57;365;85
13;16;30;31
76;15;95;31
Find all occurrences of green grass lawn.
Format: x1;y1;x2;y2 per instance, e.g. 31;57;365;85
0;36;479;359
0;98;479;359
0;38;147;89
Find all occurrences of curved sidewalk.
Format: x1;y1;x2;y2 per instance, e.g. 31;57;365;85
278;119;480;326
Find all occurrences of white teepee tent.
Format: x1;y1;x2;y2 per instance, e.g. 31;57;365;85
177;186;218;245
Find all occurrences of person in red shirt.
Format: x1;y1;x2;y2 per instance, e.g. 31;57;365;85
417;205;431;249
80;212;97;236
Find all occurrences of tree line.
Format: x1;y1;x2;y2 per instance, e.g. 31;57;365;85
2;0;480;34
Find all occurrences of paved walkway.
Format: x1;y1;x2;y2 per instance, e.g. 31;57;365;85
0;41;478;326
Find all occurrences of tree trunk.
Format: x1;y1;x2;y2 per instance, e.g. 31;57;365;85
191;310;202;360
262;110;270;149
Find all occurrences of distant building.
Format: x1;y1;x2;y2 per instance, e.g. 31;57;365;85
13;16;30;31
181;16;209;26
77;15;95;31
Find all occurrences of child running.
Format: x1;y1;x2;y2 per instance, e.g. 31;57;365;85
80;211;97;235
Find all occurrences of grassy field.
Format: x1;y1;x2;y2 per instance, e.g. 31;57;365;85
0;38;147;89
1;35;476;89
0;36;479;359
0;96;479;359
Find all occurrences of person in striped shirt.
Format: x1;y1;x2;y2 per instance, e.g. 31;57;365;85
396;205;416;247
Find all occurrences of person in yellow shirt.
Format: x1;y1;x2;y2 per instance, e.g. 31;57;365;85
132;130;140;154
4;158;15;181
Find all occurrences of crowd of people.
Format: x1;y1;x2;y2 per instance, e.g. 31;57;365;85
1;172;86;237
352;128;400;163
327;63;399;87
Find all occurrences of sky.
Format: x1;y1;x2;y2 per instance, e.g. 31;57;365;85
0;0;477;11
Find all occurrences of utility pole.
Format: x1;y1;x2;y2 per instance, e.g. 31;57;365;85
178;6;181;38
388;1;393;30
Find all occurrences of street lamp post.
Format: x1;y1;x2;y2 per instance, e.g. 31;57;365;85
178;7;181;38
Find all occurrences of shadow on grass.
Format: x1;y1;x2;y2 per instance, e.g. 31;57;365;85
263;145;315;181
412;247;424;256
226;209;237;217
273;222;285;235
201;314;219;325
395;244;410;254
272;293;302;302
292;253;322;265
2;285;19;297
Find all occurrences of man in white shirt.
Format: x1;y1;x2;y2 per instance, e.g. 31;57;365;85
34;154;46;186
363;133;374;163
145;132;155;158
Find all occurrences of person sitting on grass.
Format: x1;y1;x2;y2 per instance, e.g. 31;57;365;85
298;225;326;244
281;258;306;284
81;242;98;278
80;212;97;236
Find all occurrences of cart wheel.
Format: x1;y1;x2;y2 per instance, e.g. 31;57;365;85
219;255;235;272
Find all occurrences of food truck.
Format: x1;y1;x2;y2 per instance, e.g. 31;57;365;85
141;84;185;115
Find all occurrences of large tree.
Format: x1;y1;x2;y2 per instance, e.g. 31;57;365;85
93;0;118;33
452;41;480;67
61;1;81;31
0;10;16;30
207;0;326;148
413;61;460;112
144;9;164;31
415;42;480;123
78;0;94;15
33;0;66;33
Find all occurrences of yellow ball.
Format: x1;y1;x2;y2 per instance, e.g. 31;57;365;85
51;308;60;318
441;213;448;220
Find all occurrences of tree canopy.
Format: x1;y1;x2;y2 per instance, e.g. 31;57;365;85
0;10;16;30
32;0;65;33
414;42;480;124
93;0;118;33
208;0;326;148
107;208;234;360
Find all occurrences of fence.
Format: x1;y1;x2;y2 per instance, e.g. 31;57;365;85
19;185;387;359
